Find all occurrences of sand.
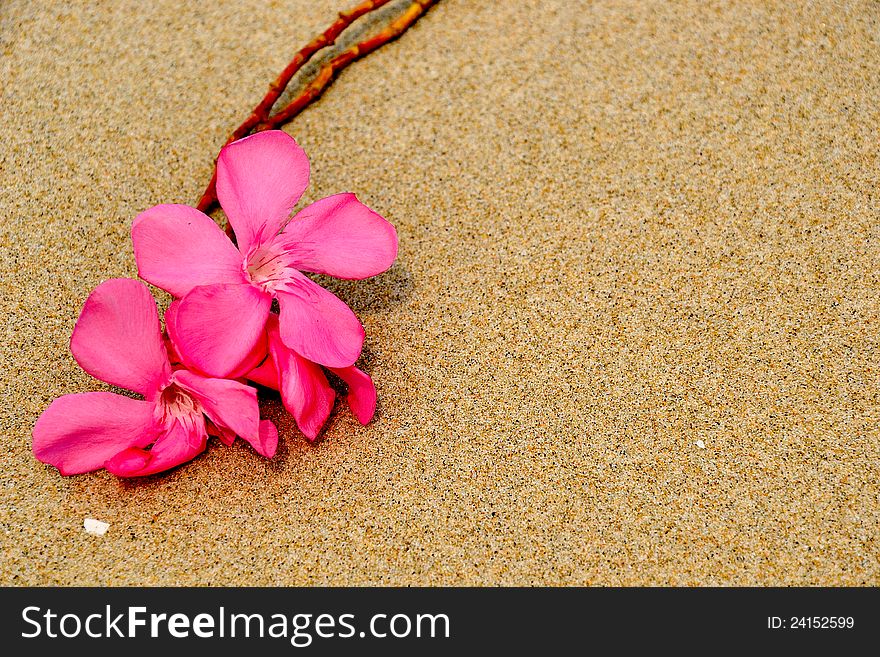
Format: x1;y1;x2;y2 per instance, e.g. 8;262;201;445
1;0;878;585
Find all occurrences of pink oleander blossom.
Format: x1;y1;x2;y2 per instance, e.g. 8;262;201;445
32;279;278;477
247;315;377;440
131;130;398;378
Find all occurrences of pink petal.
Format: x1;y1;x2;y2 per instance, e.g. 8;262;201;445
173;283;271;378
163;336;181;366
329;365;377;425
167;297;268;379
227;329;269;379
32;392;158;476
268;316;335;440
247;355;279;390
105;418;207;477
132;204;245;298
206;417;236;446
172;370;260;445
70;278;170;397
280;193;398;279
276;271;364;368
216;130;310;254
163;301;183;365
250;420;279;458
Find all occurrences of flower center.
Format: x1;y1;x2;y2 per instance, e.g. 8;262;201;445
244;242;293;294
157;383;201;425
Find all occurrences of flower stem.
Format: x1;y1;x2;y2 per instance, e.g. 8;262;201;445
196;0;439;218
256;0;439;131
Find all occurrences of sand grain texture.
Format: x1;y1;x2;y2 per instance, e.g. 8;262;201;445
1;0;878;585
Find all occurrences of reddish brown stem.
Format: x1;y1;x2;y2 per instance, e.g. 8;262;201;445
196;0;438;219
256;0;439;130
196;0;395;214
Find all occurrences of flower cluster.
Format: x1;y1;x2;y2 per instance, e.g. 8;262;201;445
33;131;397;477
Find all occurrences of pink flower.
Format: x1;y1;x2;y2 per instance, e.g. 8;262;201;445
32;279;278;477
247;315;377;440
131;130;398;378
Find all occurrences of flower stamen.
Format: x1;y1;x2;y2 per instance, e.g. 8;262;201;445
157;383;201;427
244;241;294;294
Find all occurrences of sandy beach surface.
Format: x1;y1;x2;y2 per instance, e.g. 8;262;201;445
1;0;877;585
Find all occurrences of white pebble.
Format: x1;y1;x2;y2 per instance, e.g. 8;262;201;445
695;440;706;449
83;518;109;536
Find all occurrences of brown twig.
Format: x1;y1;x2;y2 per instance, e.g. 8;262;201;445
196;0;438;217
196;0;393;214
257;0;439;131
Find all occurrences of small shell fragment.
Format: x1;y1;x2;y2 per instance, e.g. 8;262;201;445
695;440;706;450
83;518;110;536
